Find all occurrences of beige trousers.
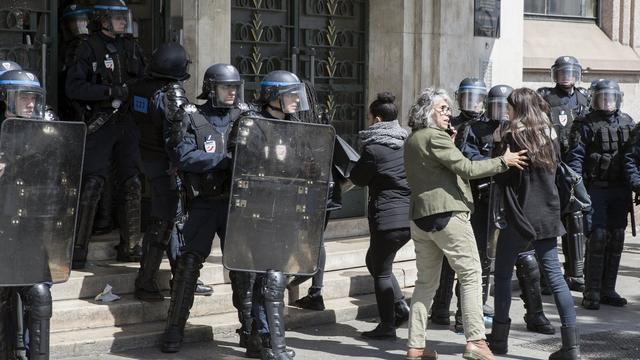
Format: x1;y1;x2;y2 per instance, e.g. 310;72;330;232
407;212;486;348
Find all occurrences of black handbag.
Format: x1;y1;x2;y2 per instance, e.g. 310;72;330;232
556;161;592;214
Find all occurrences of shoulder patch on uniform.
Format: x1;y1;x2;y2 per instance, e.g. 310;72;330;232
182;103;197;113
132;95;148;114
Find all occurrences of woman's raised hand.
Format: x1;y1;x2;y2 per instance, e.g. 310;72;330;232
503;146;528;170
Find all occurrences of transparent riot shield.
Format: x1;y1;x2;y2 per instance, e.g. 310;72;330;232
223;116;335;276
0;119;86;286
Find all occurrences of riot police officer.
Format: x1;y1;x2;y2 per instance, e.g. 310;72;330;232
538;56;590;293
567;79;632;310
0;69;54;359
160;63;248;353
65;0;145;269
226;70;313;360
128;42;211;301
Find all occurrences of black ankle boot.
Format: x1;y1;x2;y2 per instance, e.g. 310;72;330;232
361;322;396;339
487;319;510;354
292;292;325;311
525;311;555;335
549;326;581;360
394;299;410;328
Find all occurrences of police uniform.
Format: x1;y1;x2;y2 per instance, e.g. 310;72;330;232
567;110;634;309
65;30;145;268
161;99;244;353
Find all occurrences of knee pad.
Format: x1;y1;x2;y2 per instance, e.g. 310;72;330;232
588;228;608;254
22;284;52;320
263;270;286;302
122;176;142;200
516;253;540;281
81;176;105;203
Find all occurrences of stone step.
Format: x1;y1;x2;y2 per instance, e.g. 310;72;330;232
85;217;370;262
50;289;413;359
51;261;417;332
53;237;416;301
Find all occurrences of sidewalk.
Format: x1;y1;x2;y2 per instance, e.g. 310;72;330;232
67;231;640;360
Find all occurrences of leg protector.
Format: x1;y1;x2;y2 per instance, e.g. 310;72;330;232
601;228;627;306
515;253;554;335
0;288;13;360
430;258;455;325
22;284;52;360
582;228;607;309
117;176;142;262
93;175;113;235
134;218;174;302
73;176;105;269
229;271;260;355
262;270;294;360
563;212;586;292
161;252;201;353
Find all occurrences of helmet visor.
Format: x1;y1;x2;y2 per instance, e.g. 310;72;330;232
278;83;309;114
487;98;509;121
552;64;581;86
5;88;45;119
64;11;90;36
457;90;486;113
96;8;133;35
212;82;244;108
591;89;622;112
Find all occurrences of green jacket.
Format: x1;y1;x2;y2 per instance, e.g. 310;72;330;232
404;127;508;220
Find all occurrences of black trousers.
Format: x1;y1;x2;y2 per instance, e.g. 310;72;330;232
366;227;411;325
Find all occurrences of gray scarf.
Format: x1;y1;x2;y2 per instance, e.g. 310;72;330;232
359;120;408;149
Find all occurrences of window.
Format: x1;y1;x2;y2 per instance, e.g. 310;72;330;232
525;0;598;20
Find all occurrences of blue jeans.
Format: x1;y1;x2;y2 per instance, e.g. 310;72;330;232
493;230;576;327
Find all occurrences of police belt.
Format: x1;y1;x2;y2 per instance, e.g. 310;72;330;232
182;171;230;200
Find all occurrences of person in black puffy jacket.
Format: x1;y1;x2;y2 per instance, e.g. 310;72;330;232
350;92;411;339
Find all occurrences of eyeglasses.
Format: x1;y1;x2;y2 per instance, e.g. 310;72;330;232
434;105;452;115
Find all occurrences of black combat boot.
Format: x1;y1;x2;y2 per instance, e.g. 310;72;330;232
22;284;52;360
516;253;555;335
487;318;510;355
394;298;410;328
262;270;295;360
134;218;173;302
600;228;628;307
582;228;607;310
292;287;324;311
73;176;104;269
549;326;581;360
161;252;201;353
361;322;396;339
430;259;455;325
116;176;142;262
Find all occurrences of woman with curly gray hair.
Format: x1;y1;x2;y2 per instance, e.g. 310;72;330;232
404;88;527;360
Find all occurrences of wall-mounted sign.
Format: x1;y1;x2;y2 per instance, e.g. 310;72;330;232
474;0;501;38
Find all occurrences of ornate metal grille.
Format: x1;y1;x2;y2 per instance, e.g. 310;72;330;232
231;0;367;144
0;0;57;105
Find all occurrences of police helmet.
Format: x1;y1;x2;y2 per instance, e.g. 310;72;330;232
149;42;191;81
455;78;488;115
92;0;133;35
196;64;244;107
551;56;582;88
0;70;45;120
258;70;310;114
487;85;513;121
0;60;21;76
590;79;622;113
62;3;92;37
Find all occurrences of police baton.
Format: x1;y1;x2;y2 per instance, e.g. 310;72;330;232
630;194;637;237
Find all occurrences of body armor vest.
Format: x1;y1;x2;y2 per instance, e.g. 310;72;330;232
182;107;242;199
457;115;499;199
540;87;589;159
583;112;634;184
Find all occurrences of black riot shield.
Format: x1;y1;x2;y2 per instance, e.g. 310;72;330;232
0;119;86;286
223;116;335;276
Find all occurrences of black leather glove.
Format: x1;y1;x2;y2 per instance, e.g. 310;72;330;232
111;85;129;100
